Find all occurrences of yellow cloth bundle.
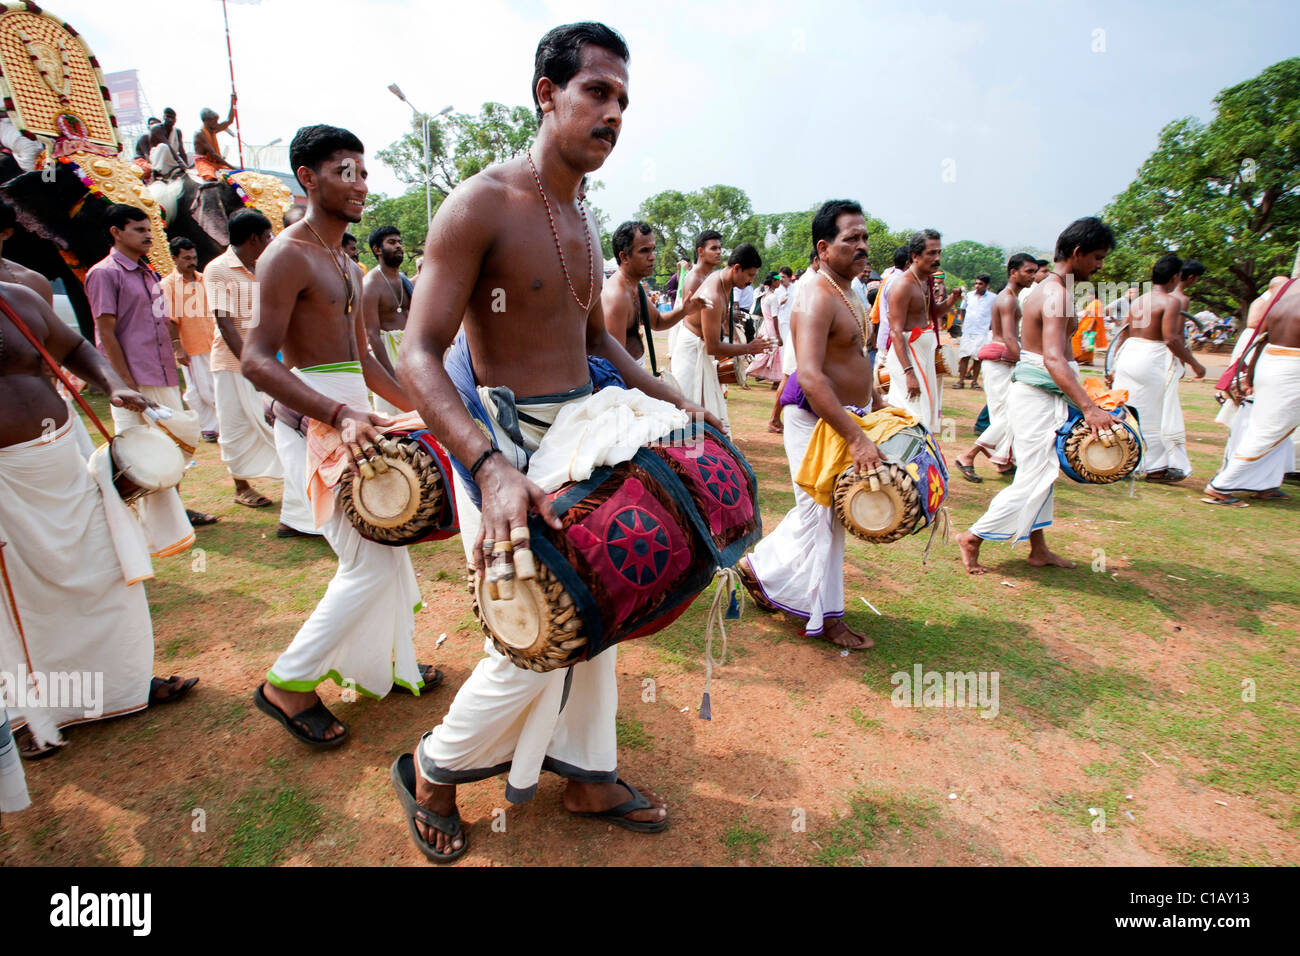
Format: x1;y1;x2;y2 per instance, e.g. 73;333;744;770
795;406;920;506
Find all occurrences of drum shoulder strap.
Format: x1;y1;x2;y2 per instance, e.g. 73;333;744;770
637;282;659;377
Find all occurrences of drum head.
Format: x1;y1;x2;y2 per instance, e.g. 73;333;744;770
832;464;923;544
475;562;588;672
477;576;548;652
1079;435;1127;476
113;427;186;490
352;457;420;528
846;483;903;533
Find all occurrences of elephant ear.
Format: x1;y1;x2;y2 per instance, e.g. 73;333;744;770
190;182;231;249
0;163;113;270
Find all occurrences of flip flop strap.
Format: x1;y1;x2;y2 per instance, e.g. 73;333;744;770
600;779;651;817
412;804;461;837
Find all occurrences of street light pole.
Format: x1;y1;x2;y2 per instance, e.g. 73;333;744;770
388;85;453;235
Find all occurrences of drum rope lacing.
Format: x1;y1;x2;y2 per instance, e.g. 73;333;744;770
699;566;744;721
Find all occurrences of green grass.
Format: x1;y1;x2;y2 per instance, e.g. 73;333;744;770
223;787;324;867
615;712;654;752
848;706;881;732
721;818;770;860
810;788;937;866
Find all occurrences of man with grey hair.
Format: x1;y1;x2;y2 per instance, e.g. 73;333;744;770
194;95;238;181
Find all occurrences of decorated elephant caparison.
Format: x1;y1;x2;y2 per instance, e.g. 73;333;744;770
0;0;291;338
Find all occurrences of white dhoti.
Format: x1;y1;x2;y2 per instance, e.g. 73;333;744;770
64;397;95;459
745;404;846;636
885;328;942;433
974;360;1015;466
109;384;194;557
372;328;405;417
181;352;218;435
958;329;991;360
421;383;685;802
214;370;282;480
968;353;1072;544
275;418;318;535
266;365;422;698
668;323;730;435
0;705;29;812
0;421;154;746
1209;346;1300;493
1112;338;1192;475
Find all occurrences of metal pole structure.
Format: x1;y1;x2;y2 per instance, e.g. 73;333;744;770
221;0;245;167
423;113;431;233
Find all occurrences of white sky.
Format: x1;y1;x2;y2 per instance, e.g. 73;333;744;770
51;0;1299;252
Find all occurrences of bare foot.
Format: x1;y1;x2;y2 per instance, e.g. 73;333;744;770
563;778;668;827
414;770;465;855
1026;548;1076;568
957;530;988;574
819;619;873;650
262;683;345;741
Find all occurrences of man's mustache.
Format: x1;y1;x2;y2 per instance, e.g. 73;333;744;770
593;126;617;146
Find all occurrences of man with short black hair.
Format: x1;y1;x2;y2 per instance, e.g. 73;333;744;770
87;203;212;547
396;23;722;859
205;209;282;511
740;200;881;650
666;229;722;359
883;228;961;433
1019;258;1049;308
160;236;218;440
955;272;994;389
953;253;1036;482
149;108;189;180
361;224;412;413
341;233;364;271
1173;259;1205;313
243;124;433;750
601;220;689;371
1111;253;1205;482
671;243;771;435
958;217;1117;573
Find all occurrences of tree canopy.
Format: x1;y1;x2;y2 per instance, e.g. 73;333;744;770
1096;57;1300;317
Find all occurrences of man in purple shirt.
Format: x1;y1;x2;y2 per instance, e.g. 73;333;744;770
87;203;217;533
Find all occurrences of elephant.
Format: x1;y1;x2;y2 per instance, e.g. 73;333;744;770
0;151;289;338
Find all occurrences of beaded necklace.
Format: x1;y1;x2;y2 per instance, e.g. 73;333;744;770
820;269;867;340
526;151;594;311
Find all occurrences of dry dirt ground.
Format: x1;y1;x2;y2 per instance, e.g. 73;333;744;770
2;346;1297;866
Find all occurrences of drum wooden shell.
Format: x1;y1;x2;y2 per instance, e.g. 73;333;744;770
935;344;958;376
1062;422;1141;484
473;562;589;672
717;358;738;384
832;463;923;543
337;436;446;545
95;427;186;505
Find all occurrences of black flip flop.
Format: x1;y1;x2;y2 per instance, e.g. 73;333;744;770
956;462;983;483
390;753;468;863
275;524;315;538
391;666;445;696
186;509;219;526
14;726;66;761
253;683;349;749
570;777;668;833
149;675;198;705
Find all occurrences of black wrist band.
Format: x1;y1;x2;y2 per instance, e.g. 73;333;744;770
469;447;502;481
